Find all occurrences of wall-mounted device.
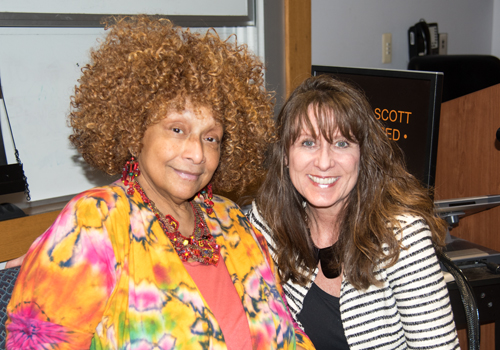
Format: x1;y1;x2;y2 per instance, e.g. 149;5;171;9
408;19;439;60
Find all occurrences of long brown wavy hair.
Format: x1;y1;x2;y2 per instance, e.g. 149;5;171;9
69;15;274;193
256;75;447;289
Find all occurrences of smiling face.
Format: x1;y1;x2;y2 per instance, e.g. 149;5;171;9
288;107;360;215
137;102;223;208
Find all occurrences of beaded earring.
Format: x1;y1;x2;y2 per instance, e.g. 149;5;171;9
121;156;140;195
198;183;214;214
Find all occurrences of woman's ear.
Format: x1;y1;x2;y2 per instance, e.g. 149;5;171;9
129;146;139;159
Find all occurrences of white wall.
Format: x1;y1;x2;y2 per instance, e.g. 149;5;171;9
493;0;500;58
312;0;495;70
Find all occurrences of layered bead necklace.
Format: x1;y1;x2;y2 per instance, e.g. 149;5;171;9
133;180;220;266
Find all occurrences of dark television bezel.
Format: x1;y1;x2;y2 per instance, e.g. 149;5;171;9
311;65;443;189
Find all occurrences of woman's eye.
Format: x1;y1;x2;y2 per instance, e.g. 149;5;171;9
205;137;218;143
302;140;315;147
335;140;349;148
172;128;182;134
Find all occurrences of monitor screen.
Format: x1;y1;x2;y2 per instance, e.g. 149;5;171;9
311;65;443;189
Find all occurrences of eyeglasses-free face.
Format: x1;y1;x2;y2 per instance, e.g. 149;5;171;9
287;108;360;217
137;102;223;209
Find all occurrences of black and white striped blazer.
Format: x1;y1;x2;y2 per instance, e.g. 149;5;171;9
248;201;460;350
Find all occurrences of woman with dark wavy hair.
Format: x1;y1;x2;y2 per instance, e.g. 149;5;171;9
248;74;459;350
5;16;313;350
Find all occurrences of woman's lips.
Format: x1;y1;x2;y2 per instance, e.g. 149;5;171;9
175;169;202;181
307;174;338;186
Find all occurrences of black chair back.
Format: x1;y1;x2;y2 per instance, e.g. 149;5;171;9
408;54;500;102
0;266;20;349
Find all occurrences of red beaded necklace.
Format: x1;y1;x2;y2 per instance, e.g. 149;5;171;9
133;180;220;266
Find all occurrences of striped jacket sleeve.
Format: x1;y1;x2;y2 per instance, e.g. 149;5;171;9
340;215;460;350
386;216;459;349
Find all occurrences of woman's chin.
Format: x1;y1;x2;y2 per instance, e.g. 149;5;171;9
305;198;347;212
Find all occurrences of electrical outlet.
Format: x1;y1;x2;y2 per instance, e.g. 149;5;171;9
439;33;448;55
382;33;392;64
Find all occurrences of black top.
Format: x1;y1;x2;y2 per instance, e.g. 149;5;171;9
297;282;350;350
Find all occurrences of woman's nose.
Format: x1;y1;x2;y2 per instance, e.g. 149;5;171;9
316;145;334;170
183;136;205;164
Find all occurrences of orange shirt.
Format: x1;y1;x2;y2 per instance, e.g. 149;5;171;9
184;260;252;350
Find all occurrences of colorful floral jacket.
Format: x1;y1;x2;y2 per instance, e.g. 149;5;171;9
6;181;313;350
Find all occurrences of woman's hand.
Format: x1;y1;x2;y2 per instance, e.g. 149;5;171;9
6;254;26;268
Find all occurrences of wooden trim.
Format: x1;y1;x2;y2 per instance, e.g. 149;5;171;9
284;0;311;97
0;210;60;262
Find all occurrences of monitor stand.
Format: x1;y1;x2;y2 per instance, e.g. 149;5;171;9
434;195;500;269
435;194;500;227
435;195;500;270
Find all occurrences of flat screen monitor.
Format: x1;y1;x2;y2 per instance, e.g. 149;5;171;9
312;65;443;189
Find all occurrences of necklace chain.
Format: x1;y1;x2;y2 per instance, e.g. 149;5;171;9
133;180;220;266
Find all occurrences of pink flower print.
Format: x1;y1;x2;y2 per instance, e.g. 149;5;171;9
129;281;166;312
7;303;69;349
131;334;177;350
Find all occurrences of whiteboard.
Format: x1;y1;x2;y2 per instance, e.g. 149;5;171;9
0;27;111;203
0;24;260;204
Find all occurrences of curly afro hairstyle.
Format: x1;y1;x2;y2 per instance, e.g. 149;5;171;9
69;15;275;193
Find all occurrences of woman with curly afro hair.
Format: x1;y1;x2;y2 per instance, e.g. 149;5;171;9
6;16;314;350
